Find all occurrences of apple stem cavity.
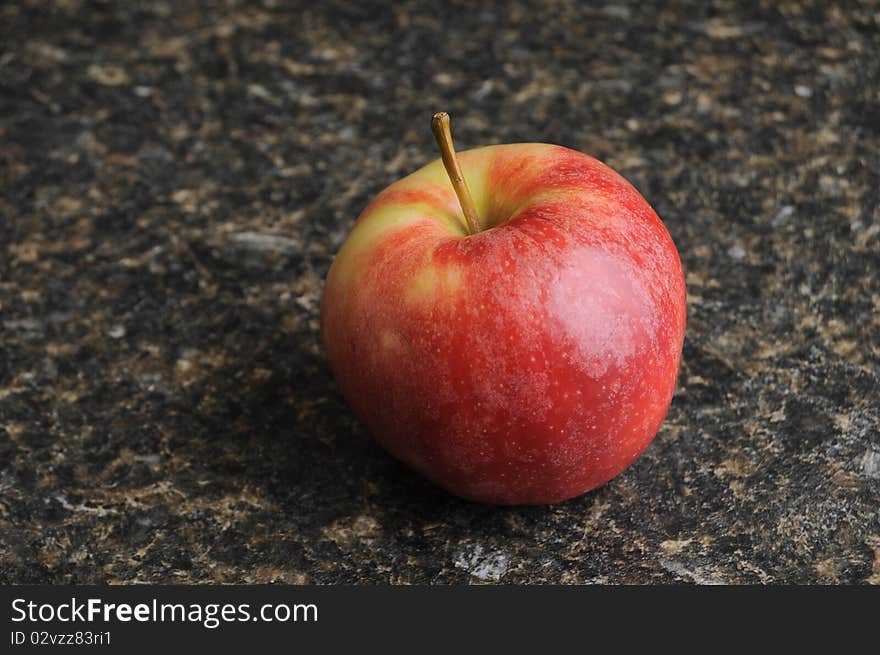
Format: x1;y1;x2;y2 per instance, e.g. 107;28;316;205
431;112;481;235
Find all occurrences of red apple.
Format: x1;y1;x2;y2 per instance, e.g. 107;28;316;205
321;114;686;505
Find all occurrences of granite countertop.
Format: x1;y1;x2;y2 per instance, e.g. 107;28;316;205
1;1;879;584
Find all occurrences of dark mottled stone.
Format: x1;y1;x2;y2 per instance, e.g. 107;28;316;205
1;0;879;584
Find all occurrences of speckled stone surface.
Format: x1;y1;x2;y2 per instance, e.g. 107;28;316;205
1;0;879;584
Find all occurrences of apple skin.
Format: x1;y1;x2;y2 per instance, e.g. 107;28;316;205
321;143;686;505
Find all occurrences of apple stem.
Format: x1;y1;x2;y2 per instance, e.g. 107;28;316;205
431;112;481;235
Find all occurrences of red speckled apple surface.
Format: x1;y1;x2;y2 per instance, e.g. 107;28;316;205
321;143;686;504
